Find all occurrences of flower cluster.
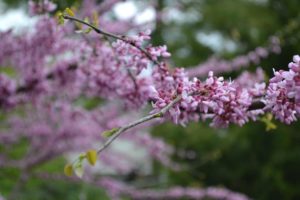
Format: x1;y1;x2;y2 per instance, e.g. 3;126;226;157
234;68;266;96
0;74;16;108
112;29;170;74
199;72;254;127
265;55;300;124
151;65;265;127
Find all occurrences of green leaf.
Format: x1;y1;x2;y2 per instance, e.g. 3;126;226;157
84;28;93;34
78;153;86;161
86;149;98;166
84;17;90;24
153;112;163;118
92;11;99;26
0;66;17;77
260;113;277;131
102;127;120;138
65;8;75;17
74;161;84;178
64;164;73;177
56;11;64;25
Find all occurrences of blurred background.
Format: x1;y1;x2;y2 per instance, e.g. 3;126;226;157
1;0;300;199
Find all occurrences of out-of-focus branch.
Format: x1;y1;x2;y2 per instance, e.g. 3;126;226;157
16;64;77;93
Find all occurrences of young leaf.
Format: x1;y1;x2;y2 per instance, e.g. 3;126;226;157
65;8;75;17
86;149;97;166
84;28;93;34
92;11;99;26
56;11;64;25
260;113;277;131
84;17;90;24
102;127;120;138
74;161;84;178
64;164;73;176
78;153;86;161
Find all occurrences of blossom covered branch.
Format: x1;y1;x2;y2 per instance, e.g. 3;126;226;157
54;13;300;176
62;14;163;66
1;1;300;199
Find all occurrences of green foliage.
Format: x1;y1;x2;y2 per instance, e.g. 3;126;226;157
9;176;109;200
152;121;300;199
1;138;29;160
0;66;17;78
74;96;103;110
64;164;73;177
102;127;120;138
0;168;21;197
86;149;98;166
1;0;80;10
260;113;277;131
73;153;86;178
64;7;75;17
150;4;300;198
56;11;64;25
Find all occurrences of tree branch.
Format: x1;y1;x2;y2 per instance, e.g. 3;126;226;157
63;15;161;66
13;14;267;157
96;93;268;154
14;14;160;95
16;64;77;93
97;95;182;154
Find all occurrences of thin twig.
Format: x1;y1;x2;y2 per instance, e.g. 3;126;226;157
15;14;153;95
63;15;161;66
97;95;182;154
127;68;139;91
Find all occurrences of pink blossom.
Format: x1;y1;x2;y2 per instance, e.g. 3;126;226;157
266;55;300;123
28;0;57;16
